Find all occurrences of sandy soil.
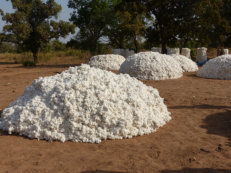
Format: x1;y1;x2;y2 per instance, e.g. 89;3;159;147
0;63;230;173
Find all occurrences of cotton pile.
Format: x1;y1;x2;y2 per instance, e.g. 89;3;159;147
151;47;162;53
88;54;125;70
167;48;180;55
171;54;198;72
197;55;231;80
112;49;135;58
0;64;171;143
224;49;229;55
119;52;183;80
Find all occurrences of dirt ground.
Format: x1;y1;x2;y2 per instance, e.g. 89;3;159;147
0;63;230;173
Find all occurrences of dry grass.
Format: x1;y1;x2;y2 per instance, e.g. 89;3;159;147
0;49;93;66
0;48;229;66
207;48;217;59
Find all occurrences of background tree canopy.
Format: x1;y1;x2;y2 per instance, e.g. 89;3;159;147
1;0;231;55
0;0;75;63
68;0;231;53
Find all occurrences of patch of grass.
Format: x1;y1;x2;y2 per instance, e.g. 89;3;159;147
38;52;52;63
0;49;94;66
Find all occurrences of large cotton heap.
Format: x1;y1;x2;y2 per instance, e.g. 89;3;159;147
171;54;198;72
0;65;171;143
119;52;183;80
197;55;231;80
88;54;125;70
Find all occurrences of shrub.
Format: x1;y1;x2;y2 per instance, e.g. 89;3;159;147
22;60;36;67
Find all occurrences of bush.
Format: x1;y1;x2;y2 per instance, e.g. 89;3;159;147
190;48;197;60
52;40;67;51
22;60;36;67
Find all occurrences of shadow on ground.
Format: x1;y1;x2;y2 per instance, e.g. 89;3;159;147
0;62;16;65
7;63;82;69
185;73;199;79
36;64;82;68
81;171;127;173
201;110;231;146
170;104;231;110
161;168;231;173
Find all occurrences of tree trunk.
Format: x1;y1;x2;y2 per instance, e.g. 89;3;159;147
183;38;188;48
161;42;167;54
33;52;38;65
133;35;139;53
160;27;167;54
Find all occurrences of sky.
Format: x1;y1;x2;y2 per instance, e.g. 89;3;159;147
0;0;75;42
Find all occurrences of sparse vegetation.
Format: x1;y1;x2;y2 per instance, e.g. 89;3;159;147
0;49;93;66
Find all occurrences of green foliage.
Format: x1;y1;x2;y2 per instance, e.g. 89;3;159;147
96;43;112;54
68;0;113;52
145;0;230;52
190;48;197;60
1;0;231;55
51;40;67;51
0;42;17;53
221;0;231;46
1;0;75;64
107;0;146;52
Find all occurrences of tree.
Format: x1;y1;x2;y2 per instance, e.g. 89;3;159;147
145;0;228;52
194;0;230;47
1;0;75;64
145;0;180;53
221;0;231;46
107;0;146;52
68;0;113;52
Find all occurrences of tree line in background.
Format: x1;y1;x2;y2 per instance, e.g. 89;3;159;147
0;0;231;63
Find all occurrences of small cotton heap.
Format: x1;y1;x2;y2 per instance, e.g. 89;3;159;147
88;54;125;70
181;48;191;59
197;55;231;80
151;47;162;53
0;65;171;143
167;48;180;55
119;52;183;80
171;54;198;72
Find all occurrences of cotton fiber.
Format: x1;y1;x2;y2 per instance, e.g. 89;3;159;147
181;48;191;59
112;49;135;58
119;52;183;80
0;65;171;143
197;55;231;80
171;54;198;72
151;47;162;53
196;47;207;65
167;48;180;55
88;54;125;70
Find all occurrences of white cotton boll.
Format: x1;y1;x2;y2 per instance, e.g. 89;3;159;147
197;55;231;80
118;52;183;80
0;64;171;143
88;54;125;71
170;54;198;72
